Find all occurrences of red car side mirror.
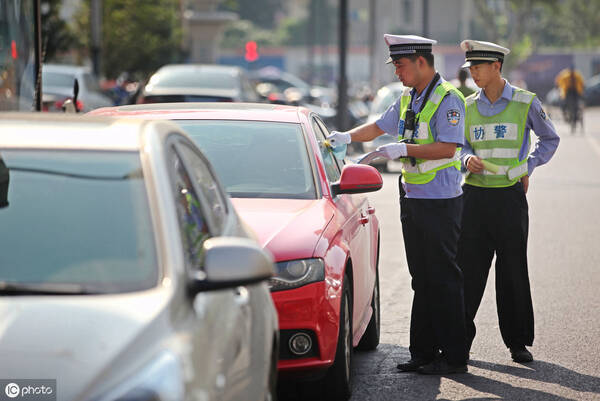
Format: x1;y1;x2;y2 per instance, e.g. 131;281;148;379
331;164;383;196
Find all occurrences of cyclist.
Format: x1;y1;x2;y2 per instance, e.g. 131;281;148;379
555;66;584;132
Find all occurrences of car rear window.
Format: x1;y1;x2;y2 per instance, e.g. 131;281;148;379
0;150;158;293
148;67;238;90
175;120;317;199
42;71;75;89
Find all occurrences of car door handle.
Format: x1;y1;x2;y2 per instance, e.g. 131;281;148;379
359;213;369;225
367;206;376;215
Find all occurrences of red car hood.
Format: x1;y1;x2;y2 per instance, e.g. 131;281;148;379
231;198;334;261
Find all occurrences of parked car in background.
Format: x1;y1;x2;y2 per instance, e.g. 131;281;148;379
249;66;335;107
42;64;113;112
584;74;600;106
138;64;260;104
0;114;279;401
360;82;407;171
91;103;383;400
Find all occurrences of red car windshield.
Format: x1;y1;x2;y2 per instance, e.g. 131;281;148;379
176;120;317;199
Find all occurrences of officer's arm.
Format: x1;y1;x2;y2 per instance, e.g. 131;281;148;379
526;98;560;176
348;122;386;142
460;138;475;168
405;142;457;159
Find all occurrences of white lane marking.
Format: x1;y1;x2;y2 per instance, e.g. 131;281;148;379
586;135;600;157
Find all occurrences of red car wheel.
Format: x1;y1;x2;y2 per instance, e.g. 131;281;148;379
324;274;353;400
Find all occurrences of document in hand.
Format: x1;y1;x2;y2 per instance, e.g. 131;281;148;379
356;150;386;165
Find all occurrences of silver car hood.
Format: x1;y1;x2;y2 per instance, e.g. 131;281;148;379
0;287;171;400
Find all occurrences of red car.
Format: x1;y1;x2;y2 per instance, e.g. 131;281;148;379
90;103;382;400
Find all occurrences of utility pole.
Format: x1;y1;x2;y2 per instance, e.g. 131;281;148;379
90;0;102;77
33;0;42;111
307;0;317;85
337;0;349;131
368;0;377;91
422;0;429;37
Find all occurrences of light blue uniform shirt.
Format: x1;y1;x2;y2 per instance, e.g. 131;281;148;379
375;74;465;199
461;80;560;177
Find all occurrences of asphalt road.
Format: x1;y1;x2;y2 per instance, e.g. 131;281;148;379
348;106;600;400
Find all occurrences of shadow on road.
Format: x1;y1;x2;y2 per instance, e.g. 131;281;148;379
456;359;600;398
277;343;442;401
277;346;600;400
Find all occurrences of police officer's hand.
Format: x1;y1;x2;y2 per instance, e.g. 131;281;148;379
327;131;352;146
466;155;484;173
521;175;529;194
376;142;408;160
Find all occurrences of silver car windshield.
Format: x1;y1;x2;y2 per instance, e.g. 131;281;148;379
176;120;317;199
0;150;158;294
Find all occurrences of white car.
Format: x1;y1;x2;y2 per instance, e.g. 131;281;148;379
42;64;114;112
0;114;279;400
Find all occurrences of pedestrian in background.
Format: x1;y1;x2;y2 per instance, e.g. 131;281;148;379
458;40;560;363
327;34;469;374
457;68;475;97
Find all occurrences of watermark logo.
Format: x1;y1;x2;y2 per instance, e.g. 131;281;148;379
0;381;55;401
4;383;19;399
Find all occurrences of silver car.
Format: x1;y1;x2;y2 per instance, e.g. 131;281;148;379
0;114;279;401
42;64;114;112
139;64;260;104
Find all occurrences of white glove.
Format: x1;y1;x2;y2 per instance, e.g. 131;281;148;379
376;142;408;160
327;131;352;146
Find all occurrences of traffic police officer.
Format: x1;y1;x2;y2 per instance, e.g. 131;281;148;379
458;40;560;362
328;34;469;374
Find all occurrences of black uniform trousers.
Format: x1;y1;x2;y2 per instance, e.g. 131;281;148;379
457;182;534;351
399;179;468;365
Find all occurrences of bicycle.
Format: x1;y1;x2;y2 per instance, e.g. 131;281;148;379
563;90;584;134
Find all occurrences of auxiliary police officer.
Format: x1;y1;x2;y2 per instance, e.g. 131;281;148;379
458;40;560;362
327;34;469;374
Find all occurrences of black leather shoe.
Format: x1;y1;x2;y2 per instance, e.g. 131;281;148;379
510;346;533;363
417;358;468;375
396;358;432;372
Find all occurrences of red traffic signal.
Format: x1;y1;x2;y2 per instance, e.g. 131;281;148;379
245;41;259;62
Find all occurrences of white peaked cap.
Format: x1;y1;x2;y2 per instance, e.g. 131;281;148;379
384;34;438;46
384;34;437;64
461;40;510;68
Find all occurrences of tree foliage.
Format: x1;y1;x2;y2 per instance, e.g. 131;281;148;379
220;0;336;48
74;0;182;79
472;0;600;72
220;20;278;48
41;0;77;61
219;0;283;29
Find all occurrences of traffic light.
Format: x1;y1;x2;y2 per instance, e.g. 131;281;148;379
245;41;259;62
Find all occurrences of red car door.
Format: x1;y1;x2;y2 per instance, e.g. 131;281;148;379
310;117;376;336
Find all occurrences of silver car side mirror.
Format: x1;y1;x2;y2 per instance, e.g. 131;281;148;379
188;237;275;293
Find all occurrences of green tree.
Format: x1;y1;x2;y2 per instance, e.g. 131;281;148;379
41;0;77;61
472;0;559;72
220;20;278;48
220;0;336;48
472;0;600;72
219;0;283;29
74;0;182;79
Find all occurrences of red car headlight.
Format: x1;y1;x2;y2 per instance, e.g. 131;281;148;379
268;258;325;292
